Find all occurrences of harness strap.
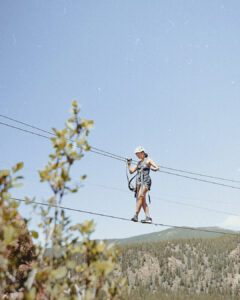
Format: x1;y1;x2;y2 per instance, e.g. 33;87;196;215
126;160;151;204
126;162;137;193
140;165;144;197
138;159;151;204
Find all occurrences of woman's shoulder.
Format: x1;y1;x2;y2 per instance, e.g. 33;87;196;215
145;157;152;165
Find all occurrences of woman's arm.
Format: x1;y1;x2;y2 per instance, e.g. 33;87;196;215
127;159;138;174
147;158;159;172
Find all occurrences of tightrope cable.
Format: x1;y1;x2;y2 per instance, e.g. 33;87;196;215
87;183;240;217
2;115;239;238
1;117;240;189
158;170;240;190
12;197;237;236
0;114;126;161
1;113;240;183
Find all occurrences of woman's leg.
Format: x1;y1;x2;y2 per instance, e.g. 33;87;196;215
136;186;149;216
135;186;142;216
141;186;150;217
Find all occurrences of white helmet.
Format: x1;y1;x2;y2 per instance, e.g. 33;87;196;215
134;146;146;154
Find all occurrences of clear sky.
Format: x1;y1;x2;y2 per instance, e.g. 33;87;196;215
1;0;240;240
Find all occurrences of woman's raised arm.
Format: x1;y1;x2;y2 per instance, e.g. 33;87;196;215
127;160;138;174
148;158;159;172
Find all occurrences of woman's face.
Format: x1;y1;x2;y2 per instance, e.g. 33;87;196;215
136;152;144;159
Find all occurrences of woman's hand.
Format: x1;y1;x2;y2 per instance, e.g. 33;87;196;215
126;158;132;166
127;159;138;174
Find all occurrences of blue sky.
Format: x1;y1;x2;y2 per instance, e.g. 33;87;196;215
1;0;240;240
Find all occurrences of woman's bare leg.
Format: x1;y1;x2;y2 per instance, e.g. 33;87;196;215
142;186;150;217
136;186;150;217
135;186;142;216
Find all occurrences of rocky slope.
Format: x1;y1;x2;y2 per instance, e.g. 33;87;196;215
119;234;240;299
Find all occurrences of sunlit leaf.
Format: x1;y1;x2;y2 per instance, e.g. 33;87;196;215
4;226;17;244
31;231;39;239
0;170;10;177
67;260;76;269
72;100;77;107
12;183;23;188
52;266;67;280
76;137;86;146
12;162;24;173
25;287;36;300
2;192;10;200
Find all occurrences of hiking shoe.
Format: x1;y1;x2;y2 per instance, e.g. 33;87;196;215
141;217;152;224
131;214;138;222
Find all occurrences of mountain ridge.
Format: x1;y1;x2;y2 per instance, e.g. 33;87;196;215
106;226;237;245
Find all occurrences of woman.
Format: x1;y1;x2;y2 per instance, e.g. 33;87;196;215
127;146;159;223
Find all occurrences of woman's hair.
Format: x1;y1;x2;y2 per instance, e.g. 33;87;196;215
144;152;148;158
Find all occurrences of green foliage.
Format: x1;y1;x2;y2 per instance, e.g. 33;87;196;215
0;162;30;294
0;162;36;297
126;287;240;300
119;235;240;299
0;100;127;299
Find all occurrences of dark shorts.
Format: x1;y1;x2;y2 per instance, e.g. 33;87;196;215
137;177;152;191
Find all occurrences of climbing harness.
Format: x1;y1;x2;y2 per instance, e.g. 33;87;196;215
126;159;137;198
126;159;151;203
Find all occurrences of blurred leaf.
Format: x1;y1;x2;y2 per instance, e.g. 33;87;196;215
97;243;106;253
24;196;33;204
52;266;67;280
12;162;24;173
4;226;16;244
2;192;11;201
72;100;77;107
31;231;39;239
75;265;84;273
9;200;20;209
14;176;24;180
0;170;10;177
61;167;70;181
84;144;91;151
76;137;86;146
12;183;23;188
50;137;56;143
81;119;94;129
25;287;36;300
67;260;76;269
94;260;115;275
78;220;95;235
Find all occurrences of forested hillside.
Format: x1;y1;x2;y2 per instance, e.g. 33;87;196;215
109;227;236;245
119;234;240;299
